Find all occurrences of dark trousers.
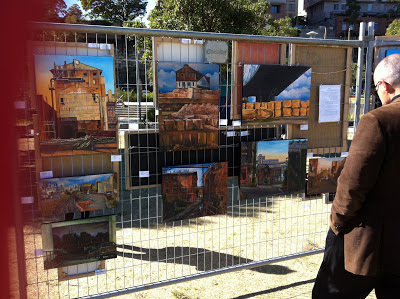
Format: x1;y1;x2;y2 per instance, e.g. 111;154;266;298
312;228;400;299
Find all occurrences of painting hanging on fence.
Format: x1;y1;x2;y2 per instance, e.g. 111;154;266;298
157;62;220;151
39;173;118;217
240;139;308;200
34;54;117;156
307;157;346;195
241;65;311;125
42;216;116;270
162;162;228;222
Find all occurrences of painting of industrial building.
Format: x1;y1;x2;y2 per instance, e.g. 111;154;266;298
242;65;311;125
41;216;116;270
162;162;228;222
307;157;346;195
39;173;118;217
240;139;308;199
158;62;220;151
34;55;117;156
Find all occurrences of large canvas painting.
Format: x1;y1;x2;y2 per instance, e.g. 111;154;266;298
242;65;311;125
158;62;220;151
162;162;228;222
240;139;308;199
34;55;117;156
42;216;116;270
307;157;346;195
39;173;118;216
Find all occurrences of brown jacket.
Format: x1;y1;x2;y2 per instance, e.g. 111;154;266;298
331;98;400;277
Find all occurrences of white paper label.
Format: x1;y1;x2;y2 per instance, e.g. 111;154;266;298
35;249;43;256
193;40;204;44
219;119;228;126
240;131;249;137
15;101;26;109
232;120;241;127
40;171;53;179
139;171;150;178
341;152;349;157
226;131;235;137
319;85;341;123
21;196;34;204
300;124;308;131
307;152;314;158
95;269;106;275
111;155;122;162
181;39;191;44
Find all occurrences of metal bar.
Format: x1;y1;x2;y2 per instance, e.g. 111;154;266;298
79;249;324;299
354;22;366;129
31;22;363;47
364;22;375;114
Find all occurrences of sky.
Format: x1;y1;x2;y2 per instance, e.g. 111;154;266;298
257;140;289;162
316;157;345;172
41;173;113;187
275;68;312;102
52;221;109;238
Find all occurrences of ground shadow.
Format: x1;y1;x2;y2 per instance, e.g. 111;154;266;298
116;244;294;274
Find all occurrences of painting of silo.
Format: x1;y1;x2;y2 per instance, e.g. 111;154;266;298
240;139;307;200
157;62;220;151
162;162;228;222
242;64;311;125
307;157;346;195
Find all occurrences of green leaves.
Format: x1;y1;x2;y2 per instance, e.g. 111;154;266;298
386;19;400;35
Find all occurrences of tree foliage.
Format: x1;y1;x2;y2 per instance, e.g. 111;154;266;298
149;0;270;34
80;0;147;23
386;18;400;35
262;17;299;37
344;0;361;25
36;0;67;22
65;4;84;23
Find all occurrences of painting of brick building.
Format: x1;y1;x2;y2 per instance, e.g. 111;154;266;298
240;139;308;200
158;63;219;152
307;157;346;195
34;55;117;155
162;162;228;222
242;65;311;125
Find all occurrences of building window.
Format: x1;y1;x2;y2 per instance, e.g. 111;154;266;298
93;79;96;84
93;72;97;77
368;4;372;11
341;4;346;10
334;4;339;10
83;73;87;77
60;97;64;104
289;4;295;11
271;5;280;13
342;22;347;30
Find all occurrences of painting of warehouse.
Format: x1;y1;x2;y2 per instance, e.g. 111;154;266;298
242;64;311;125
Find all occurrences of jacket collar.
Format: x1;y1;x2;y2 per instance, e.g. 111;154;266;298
390;94;400;104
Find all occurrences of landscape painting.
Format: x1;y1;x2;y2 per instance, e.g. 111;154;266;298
162;162;228;222
39;173;118;216
42;216;116;270
158;62;220;151
34;54;117;156
307;157;346;195
240;139;308;200
242;65;311;125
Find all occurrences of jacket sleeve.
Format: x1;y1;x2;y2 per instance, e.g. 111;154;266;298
330;112;385;235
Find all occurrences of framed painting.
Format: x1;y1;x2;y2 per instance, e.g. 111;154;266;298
41;215;116;270
162;162;228;222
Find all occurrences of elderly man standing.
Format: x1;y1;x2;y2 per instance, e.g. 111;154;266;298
312;54;400;298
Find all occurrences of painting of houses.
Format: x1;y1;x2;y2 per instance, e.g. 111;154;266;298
34;55;117;156
240;139;308;200
39;173;118;217
162;162;228;222
157;63;220;152
41;216;116;269
242;65;311;125
307;157;346;195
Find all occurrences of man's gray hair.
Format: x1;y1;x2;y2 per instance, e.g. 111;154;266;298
375;54;400;87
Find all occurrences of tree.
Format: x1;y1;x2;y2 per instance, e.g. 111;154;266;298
64;4;84;23
344;0;361;26
80;0;147;23
149;0;270;35
262;17;299;37
36;0;67;22
386;18;400;35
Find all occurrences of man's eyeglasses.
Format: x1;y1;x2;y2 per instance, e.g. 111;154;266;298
371;81;386;97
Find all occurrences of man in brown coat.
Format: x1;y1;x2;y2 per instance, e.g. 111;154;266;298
312;54;400;298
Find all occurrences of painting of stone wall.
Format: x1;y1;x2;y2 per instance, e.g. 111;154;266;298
158;63;220;151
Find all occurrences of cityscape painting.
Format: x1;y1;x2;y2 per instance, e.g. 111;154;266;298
307;157;346;195
34;54;117;156
157;62;220;151
242;64;311;125
162;162;228;222
39;173;118;216
42;216;116;270
240;139;308;200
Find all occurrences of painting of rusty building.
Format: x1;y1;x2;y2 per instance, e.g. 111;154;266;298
162;163;228;222
158;62;219;152
34;55;117;144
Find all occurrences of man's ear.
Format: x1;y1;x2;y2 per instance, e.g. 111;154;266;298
384;81;394;93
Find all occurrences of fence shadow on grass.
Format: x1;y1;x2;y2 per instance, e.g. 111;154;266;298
116;244;294;274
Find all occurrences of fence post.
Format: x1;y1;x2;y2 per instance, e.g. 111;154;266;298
354;22;366;129
363;22;375;114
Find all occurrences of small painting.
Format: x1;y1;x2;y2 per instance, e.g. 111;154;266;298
158;62;220;151
162;162;228;222
39;173;118;217
240;139;308;199
242;65;311;125
41;215;116;270
307;157;346;195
